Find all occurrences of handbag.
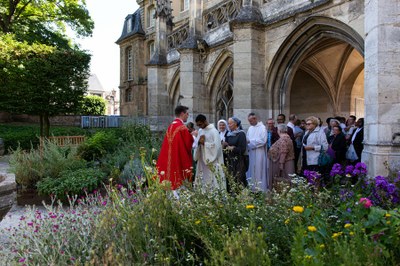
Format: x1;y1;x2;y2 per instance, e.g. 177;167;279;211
346;144;359;161
318;147;334;166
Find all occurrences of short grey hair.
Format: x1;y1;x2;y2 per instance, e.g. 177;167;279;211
277;123;288;133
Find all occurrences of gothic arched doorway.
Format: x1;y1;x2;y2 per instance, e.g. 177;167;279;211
267;16;364;123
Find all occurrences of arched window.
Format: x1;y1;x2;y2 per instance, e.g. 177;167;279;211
216;65;233;120
148;41;155;60
147;5;155;28
126;47;133;81
125;88;132;102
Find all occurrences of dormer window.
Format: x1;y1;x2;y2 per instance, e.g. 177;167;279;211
126;18;132;33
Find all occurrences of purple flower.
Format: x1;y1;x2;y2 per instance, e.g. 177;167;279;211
304;170;321;186
345;165;354;175
18;258;26;263
330;163;344;177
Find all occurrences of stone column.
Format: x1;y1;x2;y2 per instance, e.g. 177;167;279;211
363;0;400;176
178;0;206;120
230;1;266;128
147;0;174;130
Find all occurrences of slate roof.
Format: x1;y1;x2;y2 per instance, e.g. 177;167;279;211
116;9;145;44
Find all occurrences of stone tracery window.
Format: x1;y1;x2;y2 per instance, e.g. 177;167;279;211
216;65;233;121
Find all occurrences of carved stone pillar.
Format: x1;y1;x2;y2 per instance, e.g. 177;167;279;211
230;1;266;128
363;0;400;176
147;0;174;127
178;0;206;120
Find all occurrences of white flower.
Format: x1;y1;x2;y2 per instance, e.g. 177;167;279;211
160;171;165;175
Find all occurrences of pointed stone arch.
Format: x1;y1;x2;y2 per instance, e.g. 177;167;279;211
168;67;181;112
206;49;234;123
266;16;364;118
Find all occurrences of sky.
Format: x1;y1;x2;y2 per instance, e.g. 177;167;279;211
70;0;139;90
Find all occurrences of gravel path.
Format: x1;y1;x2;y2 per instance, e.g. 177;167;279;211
0;156;46;246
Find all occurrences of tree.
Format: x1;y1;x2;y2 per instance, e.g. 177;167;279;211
0;34;90;136
0;0;94;45
80;95;107;116
0;0;94;136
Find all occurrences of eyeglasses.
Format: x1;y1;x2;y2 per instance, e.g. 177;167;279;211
306;123;312;125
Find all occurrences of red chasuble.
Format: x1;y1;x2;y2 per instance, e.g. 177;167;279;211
157;119;194;190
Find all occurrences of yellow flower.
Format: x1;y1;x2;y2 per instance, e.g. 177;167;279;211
195;220;201;225
284;219;290;225
292;206;304;213
332;232;342;239
257;226;262;230
246;204;255;209
385;213;391;218
308;226;317;232
344;223;352;229
319;244;325;249
305;255;312;260
349;231;355;236
386;221;391;225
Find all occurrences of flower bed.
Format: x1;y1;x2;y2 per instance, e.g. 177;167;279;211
2;153;400;264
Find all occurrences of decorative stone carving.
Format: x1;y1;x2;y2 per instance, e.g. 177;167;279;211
203;0;242;32
167;23;189;50
154;0;173;21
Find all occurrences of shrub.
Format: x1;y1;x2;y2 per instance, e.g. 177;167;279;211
79;95;106;115
37;168;106;199
0;194;107;265
77;131;118;161
10;141;86;188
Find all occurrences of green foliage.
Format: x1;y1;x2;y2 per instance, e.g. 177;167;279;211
37;168;106;199
210;228;271;266
0;0;94;45
100;124;162;183
79;95;106;115
9;141;86;188
0;124;88;152
77;131;118;161
0;34;91;136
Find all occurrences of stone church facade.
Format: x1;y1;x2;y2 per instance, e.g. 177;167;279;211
116;0;400;177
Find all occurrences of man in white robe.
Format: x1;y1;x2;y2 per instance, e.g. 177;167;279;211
246;113;268;192
193;114;226;192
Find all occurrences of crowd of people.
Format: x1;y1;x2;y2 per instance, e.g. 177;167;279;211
156;105;364;196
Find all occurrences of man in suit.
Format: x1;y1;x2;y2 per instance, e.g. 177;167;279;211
350;118;364;163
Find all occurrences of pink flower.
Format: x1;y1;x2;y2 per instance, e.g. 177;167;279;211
359;197;373;208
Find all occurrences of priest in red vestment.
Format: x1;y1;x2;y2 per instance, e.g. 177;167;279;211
157;105;194;190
